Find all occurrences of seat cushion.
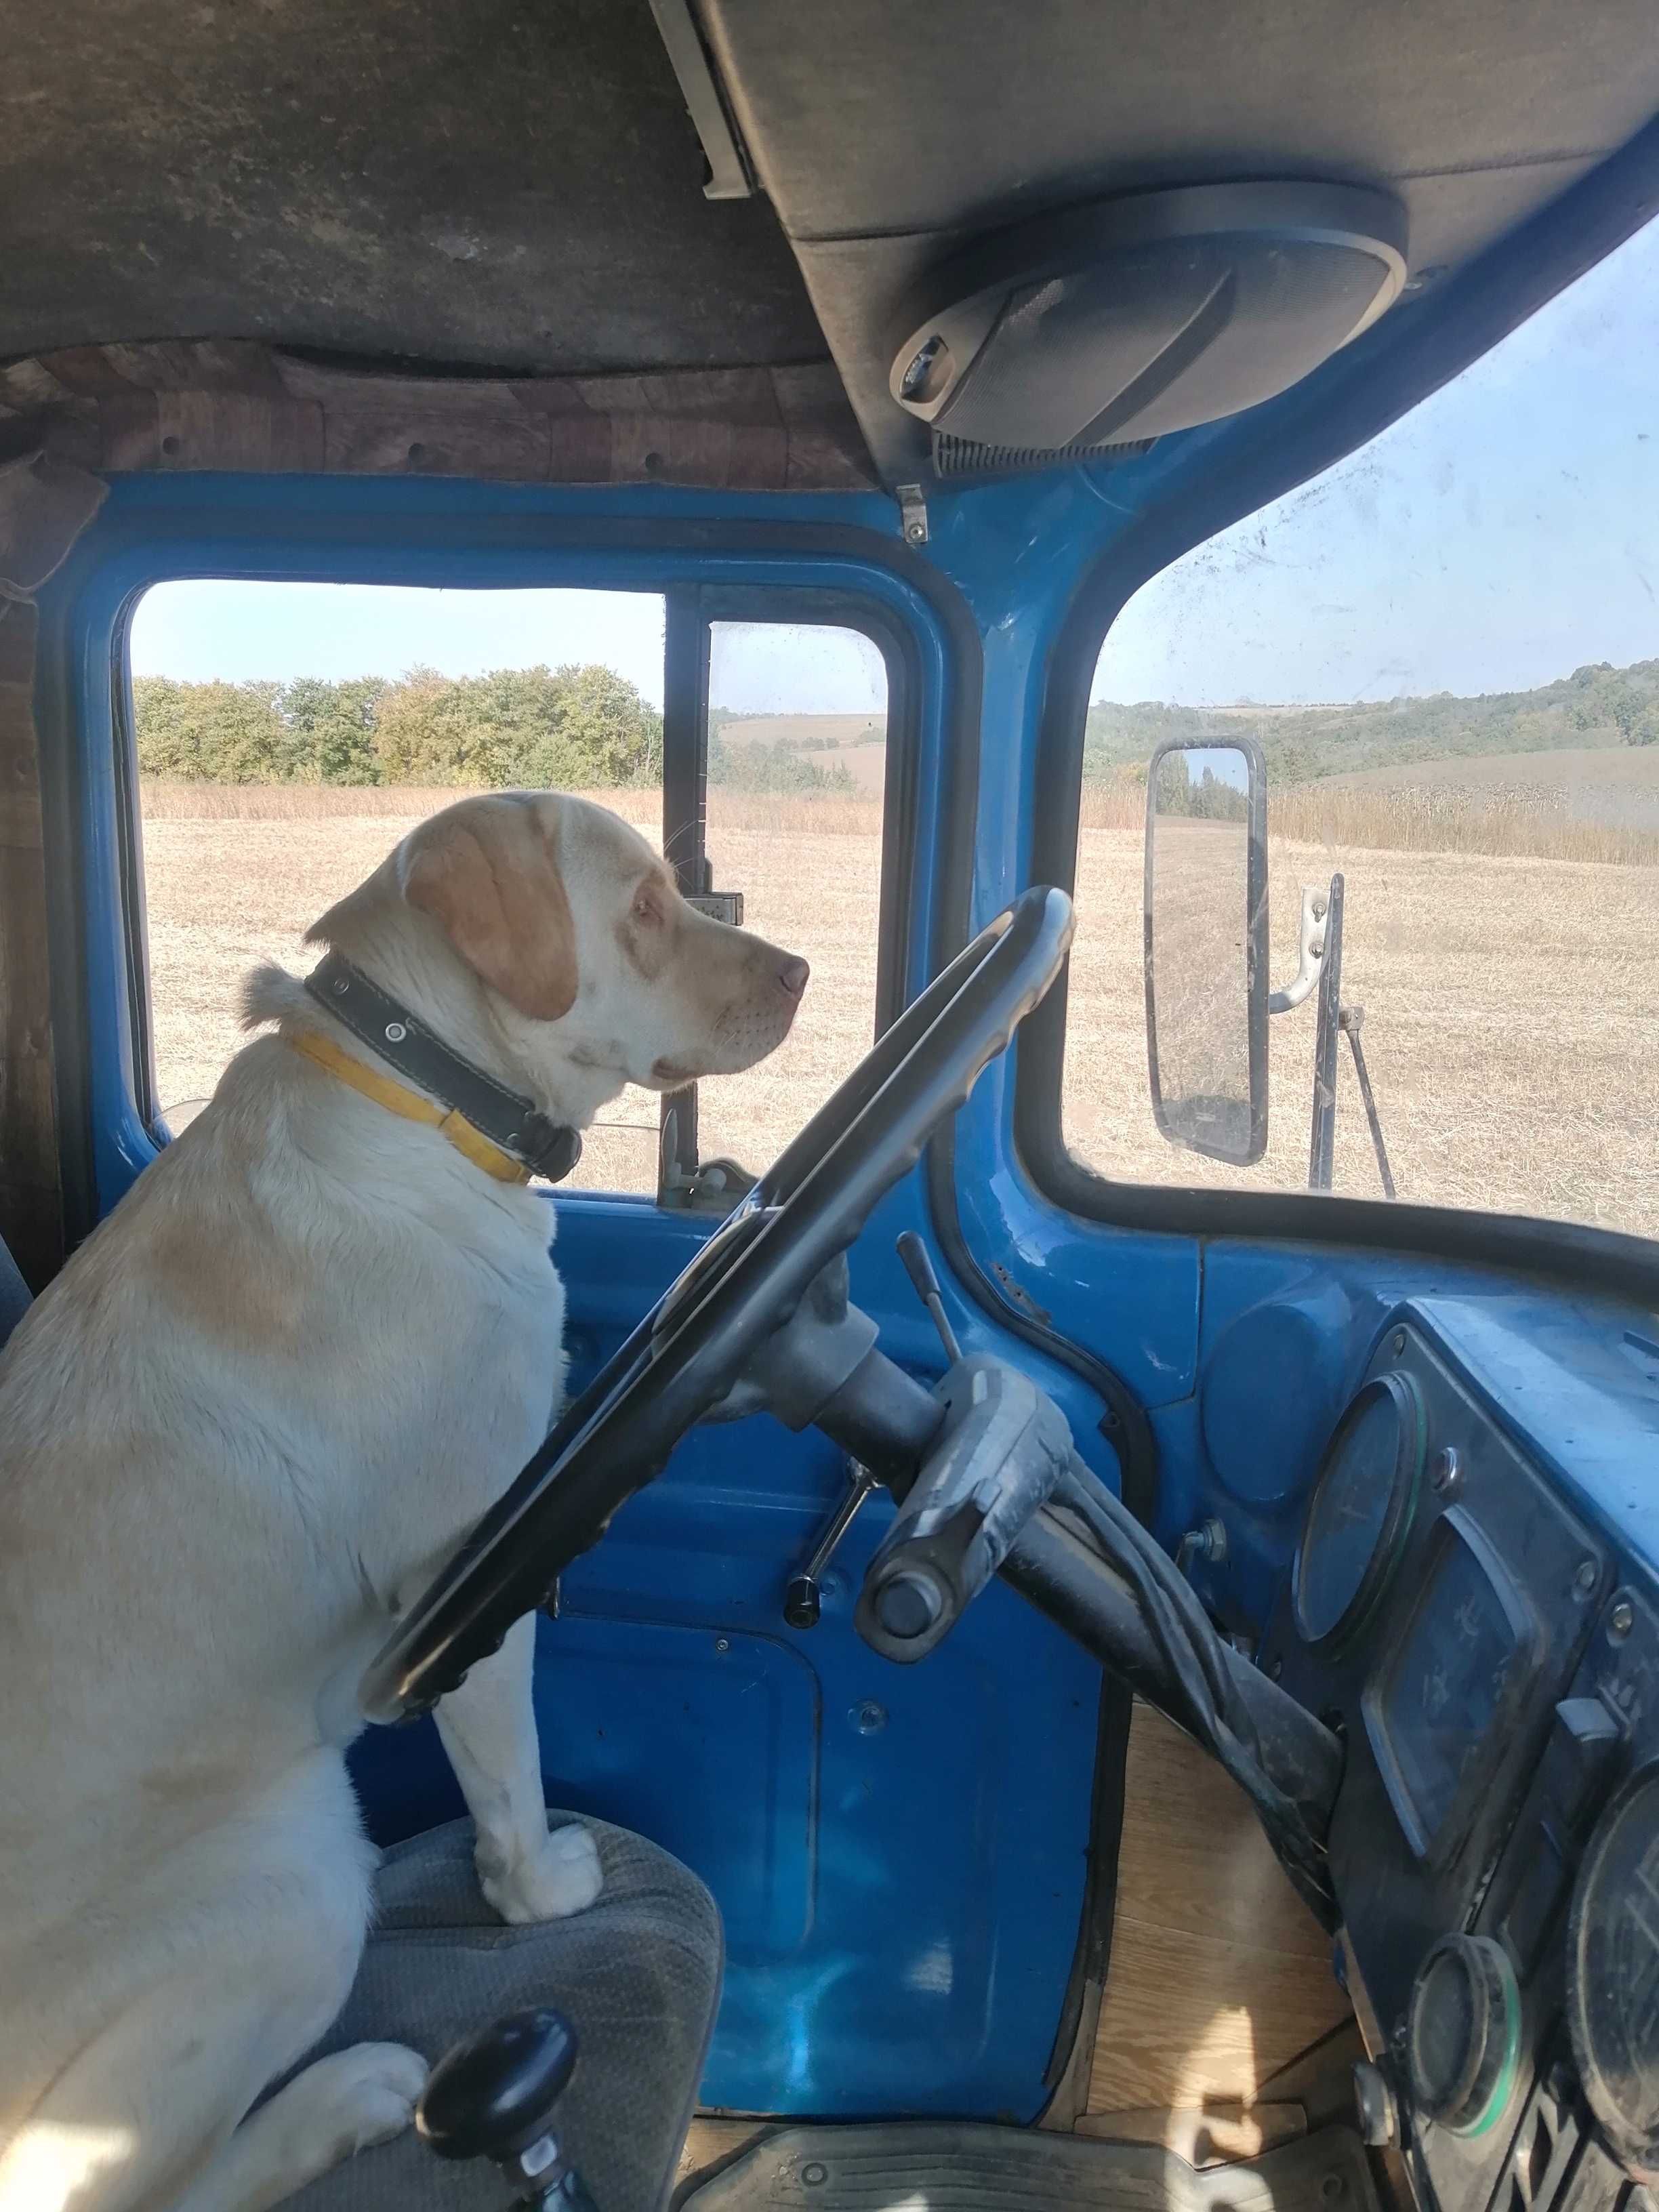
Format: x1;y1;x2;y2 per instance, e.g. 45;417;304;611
284;1812;723;2212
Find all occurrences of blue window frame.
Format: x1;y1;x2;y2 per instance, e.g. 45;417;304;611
34;472;965;1231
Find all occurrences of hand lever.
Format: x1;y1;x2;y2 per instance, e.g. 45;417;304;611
896;1232;962;1363
784;1460;878;1627
417;2006;598;2209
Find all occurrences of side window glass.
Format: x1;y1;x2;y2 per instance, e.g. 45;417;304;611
691;621;889;1178
1062;213;1659;1239
128;581;667;1193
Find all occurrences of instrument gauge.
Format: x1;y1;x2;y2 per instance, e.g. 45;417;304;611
1569;1760;1659;2180
1293;1369;1425;1648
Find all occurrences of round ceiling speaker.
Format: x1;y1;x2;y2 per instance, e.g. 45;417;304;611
889;180;1408;454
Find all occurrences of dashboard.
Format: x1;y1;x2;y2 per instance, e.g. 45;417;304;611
1261;1295;1659;2212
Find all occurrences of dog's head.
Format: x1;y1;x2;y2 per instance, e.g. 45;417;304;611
310;791;808;1109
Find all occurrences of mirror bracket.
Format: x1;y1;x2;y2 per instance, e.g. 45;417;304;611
1269;883;1329;1014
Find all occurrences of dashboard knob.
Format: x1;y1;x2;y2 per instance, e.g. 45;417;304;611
1407;1934;1522;2137
1353;2059;1401;2146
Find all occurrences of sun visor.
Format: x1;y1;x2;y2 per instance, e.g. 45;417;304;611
889;182;1407;472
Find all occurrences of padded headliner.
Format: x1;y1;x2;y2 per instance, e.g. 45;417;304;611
701;0;1659;474
0;0;825;377
6;3;1659;485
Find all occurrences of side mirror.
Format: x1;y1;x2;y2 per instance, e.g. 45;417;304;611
1143;736;1269;1166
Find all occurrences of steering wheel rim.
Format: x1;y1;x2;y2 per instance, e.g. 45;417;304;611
361;884;1076;1723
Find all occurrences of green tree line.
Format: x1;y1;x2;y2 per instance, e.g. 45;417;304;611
1153;756;1250;820
133;665;665;790
133;667;857;795
1086;655;1659;785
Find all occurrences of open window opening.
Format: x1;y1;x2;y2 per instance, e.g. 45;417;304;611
121;578;892;1206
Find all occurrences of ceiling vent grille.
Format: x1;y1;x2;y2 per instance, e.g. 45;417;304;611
932;431;1155;478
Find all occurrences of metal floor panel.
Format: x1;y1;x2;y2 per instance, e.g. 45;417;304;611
680;2121;1379;2212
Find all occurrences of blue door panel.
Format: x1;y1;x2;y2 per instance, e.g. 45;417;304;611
350;1461;1101;2118
350;1185;1102;2121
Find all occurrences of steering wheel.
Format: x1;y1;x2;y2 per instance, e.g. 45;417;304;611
360;884;1076;1725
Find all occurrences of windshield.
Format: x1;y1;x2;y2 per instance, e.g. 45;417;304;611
1063;211;1659;1239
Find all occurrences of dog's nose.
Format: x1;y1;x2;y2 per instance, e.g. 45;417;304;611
777;956;811;1000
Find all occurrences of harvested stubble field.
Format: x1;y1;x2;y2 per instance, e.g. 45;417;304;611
138;782;888;1194
140;775;1659;1237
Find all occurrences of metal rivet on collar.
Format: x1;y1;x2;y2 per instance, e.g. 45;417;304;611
384;1022;407;1043
331;977;350;994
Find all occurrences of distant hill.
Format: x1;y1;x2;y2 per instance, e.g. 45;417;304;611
1084;658;1659;783
712;710;885;752
710;708;888;796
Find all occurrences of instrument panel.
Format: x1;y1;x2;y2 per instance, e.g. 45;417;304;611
1368;1507;1537;1867
1263;1298;1659;2212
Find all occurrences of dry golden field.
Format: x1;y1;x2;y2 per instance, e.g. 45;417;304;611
137;783;887;1195
138;777;1659;1238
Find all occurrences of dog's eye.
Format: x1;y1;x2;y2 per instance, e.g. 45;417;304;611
633;888;661;925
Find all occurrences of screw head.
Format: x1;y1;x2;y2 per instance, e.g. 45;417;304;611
905;519;926;544
384;1021;407;1043
1608;1598;1635;1643
714;1636;731;1654
803;2163;828;2187
1574;1559;1599;1599
331;976;350;994
851;1700;886;1735
1430;1446;1460;1495
1391;1330;1408;1357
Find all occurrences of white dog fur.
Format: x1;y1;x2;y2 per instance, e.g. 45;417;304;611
0;791;807;2212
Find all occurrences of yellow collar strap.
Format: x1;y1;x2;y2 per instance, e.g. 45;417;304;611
289;1028;531;1184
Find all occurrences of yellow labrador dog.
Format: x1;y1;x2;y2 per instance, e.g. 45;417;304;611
0;792;808;2212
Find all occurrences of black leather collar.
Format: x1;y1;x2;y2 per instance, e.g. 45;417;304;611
302;951;583;1185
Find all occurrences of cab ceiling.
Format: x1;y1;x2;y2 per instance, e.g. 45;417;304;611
4;0;1659;485
701;0;1659;476
0;0;824;377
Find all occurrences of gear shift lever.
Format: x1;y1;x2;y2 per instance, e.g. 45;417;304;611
417;2007;599;2209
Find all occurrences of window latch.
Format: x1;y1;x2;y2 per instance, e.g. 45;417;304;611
684;888;745;926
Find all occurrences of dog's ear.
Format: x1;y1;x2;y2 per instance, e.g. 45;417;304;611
402;799;579;1021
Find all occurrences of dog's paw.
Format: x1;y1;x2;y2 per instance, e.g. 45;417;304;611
480;1822;603;1924
279;2043;428;2169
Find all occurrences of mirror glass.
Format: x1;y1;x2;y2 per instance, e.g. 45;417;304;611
1145;742;1266;1164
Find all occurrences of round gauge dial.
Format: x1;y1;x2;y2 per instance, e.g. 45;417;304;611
1569;1759;1659;2180
1292;1369;1425;1647
1408;1933;1522;2137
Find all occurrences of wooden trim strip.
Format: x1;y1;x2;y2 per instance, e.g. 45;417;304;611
1;343;877;492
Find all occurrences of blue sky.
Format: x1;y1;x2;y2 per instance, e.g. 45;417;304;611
129;586;890;718
1103;212;1659;707
131;583;673;702
130;211;1659;714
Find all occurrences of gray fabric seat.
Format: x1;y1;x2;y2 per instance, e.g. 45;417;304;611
285;1813;723;2212
0;1250;715;2203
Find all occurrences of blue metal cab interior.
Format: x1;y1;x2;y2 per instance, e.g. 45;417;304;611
5;9;1659;2210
